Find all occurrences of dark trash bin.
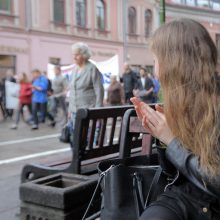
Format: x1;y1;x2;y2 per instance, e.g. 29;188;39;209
20;173;100;220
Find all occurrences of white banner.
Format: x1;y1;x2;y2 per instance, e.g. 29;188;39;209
47;63;75;82
90;55;119;88
5;81;20;109
47;55;119;98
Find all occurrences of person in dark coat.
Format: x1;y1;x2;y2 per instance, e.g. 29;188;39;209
0;79;7;119
107;75;124;106
121;63;137;104
133;67;154;103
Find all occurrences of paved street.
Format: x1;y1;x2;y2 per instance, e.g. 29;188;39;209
0;116;70;220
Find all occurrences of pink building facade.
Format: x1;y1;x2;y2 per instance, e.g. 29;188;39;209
0;0;219;79
0;0;158;78
166;0;220;55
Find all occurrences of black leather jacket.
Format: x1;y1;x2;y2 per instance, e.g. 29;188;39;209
166;138;220;199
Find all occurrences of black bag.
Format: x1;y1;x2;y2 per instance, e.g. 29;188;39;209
59;124;70;143
83;154;172;220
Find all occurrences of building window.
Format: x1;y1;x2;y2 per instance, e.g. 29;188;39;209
49;57;60;65
145;9;152;37
128;7;136;34
210;0;220;10
172;0;220;10
96;0;105;31
0;0;11;14
0;55;16;78
185;0;196;6
53;0;65;24
172;0;182;3
76;0;86;27
197;0;210;7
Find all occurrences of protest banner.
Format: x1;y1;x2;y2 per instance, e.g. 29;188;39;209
5;81;20;109
47;55;119;98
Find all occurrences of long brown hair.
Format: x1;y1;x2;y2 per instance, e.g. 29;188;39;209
20;72;29;83
151;18;220;178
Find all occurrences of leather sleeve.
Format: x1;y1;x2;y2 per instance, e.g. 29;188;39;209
166;138;219;198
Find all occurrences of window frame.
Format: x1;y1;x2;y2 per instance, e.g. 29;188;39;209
0;55;16;79
144;9;152;38
96;0;106;31
53;0;65;24
128;6;137;35
76;0;87;28
0;0;12;15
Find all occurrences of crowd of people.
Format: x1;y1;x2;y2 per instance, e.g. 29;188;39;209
0;66;68;130
0;42;160;131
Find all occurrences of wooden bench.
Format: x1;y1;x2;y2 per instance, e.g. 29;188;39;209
82;107;157;220
21;105;137;183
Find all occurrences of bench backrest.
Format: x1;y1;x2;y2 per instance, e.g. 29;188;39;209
70;105;134;174
119;108;156;159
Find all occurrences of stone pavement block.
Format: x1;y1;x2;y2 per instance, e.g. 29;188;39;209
0;174;20;220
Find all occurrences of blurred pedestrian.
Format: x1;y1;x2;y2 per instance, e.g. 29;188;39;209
133;67;154;103
11;73;32;129
106;75;124;106
121;62;138;104
31;69;48;130
2;69;16;118
42;70;56;127
148;73;160;103
0;79;7;119
51;65;68;123
68;42;104;137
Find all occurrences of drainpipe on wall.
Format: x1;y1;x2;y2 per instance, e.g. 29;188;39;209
25;0;32;31
123;0;128;62
25;0;32;74
160;0;166;25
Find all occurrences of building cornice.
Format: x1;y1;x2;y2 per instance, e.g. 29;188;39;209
166;3;220;24
0;27;125;46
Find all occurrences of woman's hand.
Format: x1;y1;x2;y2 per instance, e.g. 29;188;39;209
130;97;174;145
130;97;143;121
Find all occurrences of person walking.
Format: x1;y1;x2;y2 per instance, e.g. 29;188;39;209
133;67;154;103
0;79;7;119
42;71;56;127
11;73;32;129
131;18;220;220
121;63;138;104
51;65;68;123
2;69;16;118
150;73;160;103
68;42;104;136
31;69;48;130
106;75;124;106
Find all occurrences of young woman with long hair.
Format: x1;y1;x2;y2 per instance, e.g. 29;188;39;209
131;18;220;220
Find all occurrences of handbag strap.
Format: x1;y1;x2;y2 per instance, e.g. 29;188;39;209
133;173;145;215
144;166;163;207
133;166;164;216
82;174;103;220
82;165;114;220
